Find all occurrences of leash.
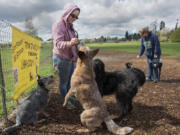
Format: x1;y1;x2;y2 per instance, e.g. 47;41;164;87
74;30;86;52
75;30;78;39
74;30;86;47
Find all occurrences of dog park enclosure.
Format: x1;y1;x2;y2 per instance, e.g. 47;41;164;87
0;21;180;135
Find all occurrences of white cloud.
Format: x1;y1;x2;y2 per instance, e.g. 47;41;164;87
0;0;179;40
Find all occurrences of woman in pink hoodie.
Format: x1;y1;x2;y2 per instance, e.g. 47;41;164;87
52;3;80;109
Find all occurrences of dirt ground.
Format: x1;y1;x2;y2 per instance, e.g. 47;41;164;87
1;50;180;135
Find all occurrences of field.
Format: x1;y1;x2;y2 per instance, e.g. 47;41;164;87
0;42;180;134
88;41;180;57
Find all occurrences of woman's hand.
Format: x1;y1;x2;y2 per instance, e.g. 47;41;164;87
70;38;79;46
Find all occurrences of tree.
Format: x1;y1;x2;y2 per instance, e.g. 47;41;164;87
157;28;170;42
25;17;38;37
128;34;132;41
125;31;129;40
106;36;111;41
81;38;90;43
132;33;141;40
170;28;180;42
112;37;118;42
175;19;179;30
160;21;165;30
99;36;106;42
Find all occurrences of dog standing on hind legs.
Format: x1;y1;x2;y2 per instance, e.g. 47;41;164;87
3;75;54;133
63;45;133;135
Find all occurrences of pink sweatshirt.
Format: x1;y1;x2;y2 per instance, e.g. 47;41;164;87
52;3;80;62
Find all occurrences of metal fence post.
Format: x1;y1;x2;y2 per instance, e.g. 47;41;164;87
0;49;7;121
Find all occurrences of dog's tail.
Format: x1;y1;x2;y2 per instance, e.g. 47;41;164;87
105;118;133;135
3;122;21;133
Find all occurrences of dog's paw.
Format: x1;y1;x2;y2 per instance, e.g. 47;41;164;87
77;128;93;133
116;127;133;135
62;102;66;107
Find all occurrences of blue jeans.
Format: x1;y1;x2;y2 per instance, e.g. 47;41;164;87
147;58;158;81
53;55;75;102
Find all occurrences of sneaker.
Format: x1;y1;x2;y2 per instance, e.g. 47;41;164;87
66;101;76;110
146;77;152;81
154;80;158;83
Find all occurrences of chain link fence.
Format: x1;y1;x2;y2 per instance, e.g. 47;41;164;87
0;20;53;120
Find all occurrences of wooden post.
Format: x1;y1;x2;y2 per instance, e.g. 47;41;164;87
0;49;7;121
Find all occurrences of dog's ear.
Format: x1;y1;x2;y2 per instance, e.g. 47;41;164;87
37;75;44;86
37;75;41;80
78;51;85;59
90;49;99;58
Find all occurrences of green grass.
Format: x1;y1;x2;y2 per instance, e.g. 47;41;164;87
87;41;180;57
87;41;140;52
160;42;180;57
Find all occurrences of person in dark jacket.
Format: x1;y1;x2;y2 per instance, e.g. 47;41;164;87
137;27;161;83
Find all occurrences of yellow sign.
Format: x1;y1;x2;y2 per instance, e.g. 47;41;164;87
12;26;41;100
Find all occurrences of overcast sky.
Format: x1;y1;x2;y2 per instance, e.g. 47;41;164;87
0;0;180;40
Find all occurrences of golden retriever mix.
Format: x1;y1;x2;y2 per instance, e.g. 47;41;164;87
63;46;133;135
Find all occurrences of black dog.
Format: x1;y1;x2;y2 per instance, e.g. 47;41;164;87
149;58;163;80
3;75;54;133
93;59;145;121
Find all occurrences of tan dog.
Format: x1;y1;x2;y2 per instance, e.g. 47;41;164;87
63;46;133;135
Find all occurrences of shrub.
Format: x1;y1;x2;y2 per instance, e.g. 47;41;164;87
170;28;180;42
157;28;170;42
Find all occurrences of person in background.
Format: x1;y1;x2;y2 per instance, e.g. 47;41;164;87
137;27;161;83
52;3;80;109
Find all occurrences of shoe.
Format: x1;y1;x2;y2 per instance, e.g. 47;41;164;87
154;80;158;83
146;77;152;81
66;101;76;110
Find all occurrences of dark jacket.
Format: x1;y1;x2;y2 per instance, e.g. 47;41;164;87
139;32;161;59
